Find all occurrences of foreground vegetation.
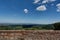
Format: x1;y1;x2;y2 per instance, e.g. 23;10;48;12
0;22;60;30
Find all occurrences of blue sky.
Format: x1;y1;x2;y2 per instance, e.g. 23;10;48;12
0;0;60;24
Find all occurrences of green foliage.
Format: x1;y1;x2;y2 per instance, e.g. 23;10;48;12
53;22;60;30
0;24;55;30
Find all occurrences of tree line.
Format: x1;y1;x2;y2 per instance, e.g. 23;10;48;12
0;22;60;30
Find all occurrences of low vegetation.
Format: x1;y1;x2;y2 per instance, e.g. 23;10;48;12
0;22;60;30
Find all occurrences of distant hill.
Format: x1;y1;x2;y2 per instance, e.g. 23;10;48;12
0;22;60;30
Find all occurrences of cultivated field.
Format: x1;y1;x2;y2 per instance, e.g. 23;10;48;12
0;30;60;40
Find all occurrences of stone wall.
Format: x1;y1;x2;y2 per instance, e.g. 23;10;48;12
0;30;60;40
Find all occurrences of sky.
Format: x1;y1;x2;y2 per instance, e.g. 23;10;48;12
0;0;60;24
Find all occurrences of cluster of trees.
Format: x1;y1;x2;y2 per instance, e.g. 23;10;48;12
0;22;60;30
53;22;60;30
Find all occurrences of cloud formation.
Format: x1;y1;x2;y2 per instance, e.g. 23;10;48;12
24;9;28;13
33;0;40;4
33;0;56;12
36;5;47;11
56;3;60;12
42;0;56;4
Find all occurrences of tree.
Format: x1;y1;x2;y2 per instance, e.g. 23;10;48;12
53;22;60;30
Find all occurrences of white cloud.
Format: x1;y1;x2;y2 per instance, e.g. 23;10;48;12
57;9;60;12
24;9;28;13
56;3;60;12
36;5;47;11
56;3;60;8
42;0;56;4
42;0;48;4
33;0;40;4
